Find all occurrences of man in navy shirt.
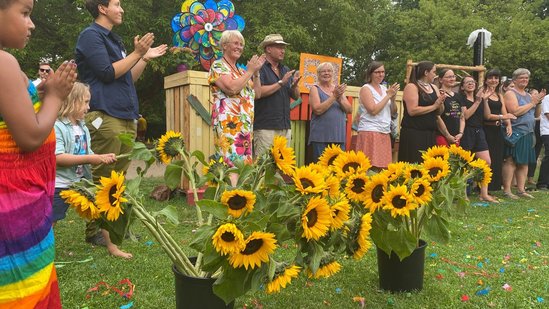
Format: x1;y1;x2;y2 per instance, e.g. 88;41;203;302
253;34;301;157
75;0;166;257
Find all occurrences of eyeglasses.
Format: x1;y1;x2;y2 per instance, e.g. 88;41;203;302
39;68;51;73
373;70;385;74
444;75;456;79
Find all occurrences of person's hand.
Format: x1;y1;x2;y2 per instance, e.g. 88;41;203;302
90;153;117;165
247;54;266;74
436;91;448;106
476;88;493;102
446;134;456;144
503;113;517;120
454;133;463;143
387;83;400;98
333;84;346;99
290;70;301;88
531;88;547;105
42;60;77;101
143;44;168;61
134;33;155;56
506;125;512;137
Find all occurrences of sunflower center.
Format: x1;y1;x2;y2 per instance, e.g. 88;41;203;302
300;178;313;188
410;170;422;178
242;238;263;255
108;186;118;206
327;155;337;166
392;195;407;209
429;167;441;178
228;195;247;210
351;178;365;193
332;209;340;218
415;184;425;196
343;162;360;173
372;185;384;203
306;209;318;227
221;231;236;242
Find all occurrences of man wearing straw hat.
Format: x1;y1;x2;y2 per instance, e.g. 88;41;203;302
253;34;301;157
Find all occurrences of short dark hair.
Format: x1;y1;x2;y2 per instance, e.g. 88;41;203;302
39;62;51;67
85;0;110;19
0;0;16;9
364;61;384;84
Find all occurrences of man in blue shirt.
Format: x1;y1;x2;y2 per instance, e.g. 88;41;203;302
75;0;166;256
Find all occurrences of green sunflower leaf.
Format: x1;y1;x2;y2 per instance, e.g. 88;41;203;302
164;161;183;189
196;200;227;219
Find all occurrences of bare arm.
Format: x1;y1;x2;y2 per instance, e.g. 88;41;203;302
56;153;116;167
215;55;266;96
260;69;298;98
0;55;76;152
131;44;168;82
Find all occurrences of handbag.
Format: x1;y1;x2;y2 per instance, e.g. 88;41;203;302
502;130;524;147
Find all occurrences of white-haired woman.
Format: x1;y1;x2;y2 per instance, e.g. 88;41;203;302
502;68;546;199
308;62;352;161
208;30;265;172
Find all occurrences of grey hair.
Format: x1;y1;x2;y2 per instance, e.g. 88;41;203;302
316;62;334;75
220;30;245;50
512;68;530;80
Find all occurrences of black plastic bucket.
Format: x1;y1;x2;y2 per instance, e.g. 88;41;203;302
376;240;427;292
173;259;234;309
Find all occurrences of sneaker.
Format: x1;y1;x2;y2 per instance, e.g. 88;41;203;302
85;233;107;247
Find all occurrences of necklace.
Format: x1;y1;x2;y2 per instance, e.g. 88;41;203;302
418;80;431;88
223;57;241;77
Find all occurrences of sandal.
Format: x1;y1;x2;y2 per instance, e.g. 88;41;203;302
517;191;534;199
503;191;519;200
480;195;500;203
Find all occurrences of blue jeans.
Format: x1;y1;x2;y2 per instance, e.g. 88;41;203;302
311;142;345;163
536;135;549;188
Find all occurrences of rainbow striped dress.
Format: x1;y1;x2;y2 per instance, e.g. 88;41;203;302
0;83;61;308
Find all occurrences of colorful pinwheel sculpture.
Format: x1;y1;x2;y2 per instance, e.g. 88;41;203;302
171;0;245;71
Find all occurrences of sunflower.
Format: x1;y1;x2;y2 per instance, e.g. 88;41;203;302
318;144;343;168
95;171;128;221
271;135;296;175
323;174;340;198
363;172;389;212
211;223;246;256
422;157;450;182
350;213;373;260
221;189;256;218
292;166;326;195
332;150;371;178
330;197;351;230
404;164;428;180
228;231;277;270
301;196;332;240
410;177;433;206
344;173;369;202
381;184;417;218
60;189;101;220
156;130;184;164
266;265;301;294
448;144;474;164
308;260;341;279
384;161;407;182
422;145;450;161
469;158;492;187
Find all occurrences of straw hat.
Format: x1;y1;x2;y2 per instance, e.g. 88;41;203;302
259;34;290;49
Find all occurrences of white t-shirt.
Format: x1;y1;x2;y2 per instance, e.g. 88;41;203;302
357;84;392;133
541;95;549;136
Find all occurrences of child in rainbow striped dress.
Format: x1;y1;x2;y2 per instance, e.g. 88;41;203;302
0;0;77;307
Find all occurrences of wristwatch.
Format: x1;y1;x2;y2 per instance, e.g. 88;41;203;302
277;80;283;86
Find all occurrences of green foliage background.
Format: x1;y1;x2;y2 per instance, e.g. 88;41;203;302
14;0;549;136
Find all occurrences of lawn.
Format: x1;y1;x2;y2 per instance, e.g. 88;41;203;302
54;177;548;308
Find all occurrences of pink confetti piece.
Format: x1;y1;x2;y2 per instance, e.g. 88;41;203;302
502;283;512;291
457;272;466;278
352;296;365;308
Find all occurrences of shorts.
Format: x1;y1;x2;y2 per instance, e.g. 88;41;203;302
460;127;488;152
53;187;70;222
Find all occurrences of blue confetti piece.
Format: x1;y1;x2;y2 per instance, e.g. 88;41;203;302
499;267;505;273
472;202;489;207
537;297;544;303
335;288;342;293
144;240;154;246
477;262;483;268
475;287;490;296
507;218;513;223
484;258;490;264
120;302;134;309
429;253;438;258
527;209;536;213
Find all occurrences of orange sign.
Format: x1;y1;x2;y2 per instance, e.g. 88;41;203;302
299;53;343;93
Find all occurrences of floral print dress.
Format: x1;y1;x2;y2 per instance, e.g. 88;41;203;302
208;59;255;166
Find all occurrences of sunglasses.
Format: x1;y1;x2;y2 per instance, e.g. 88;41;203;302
39;68;51;73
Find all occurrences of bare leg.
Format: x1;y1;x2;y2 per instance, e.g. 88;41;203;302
515;164;529;193
476;151;498;202
229;172;239;187
502;157;518;199
102;229;133;259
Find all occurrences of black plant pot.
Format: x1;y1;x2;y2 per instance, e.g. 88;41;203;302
173;259;234;309
376;240;427;292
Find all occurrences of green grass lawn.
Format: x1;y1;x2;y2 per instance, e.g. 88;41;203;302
54;178;548;308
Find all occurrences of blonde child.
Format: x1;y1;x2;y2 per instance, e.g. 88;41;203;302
0;0;77;307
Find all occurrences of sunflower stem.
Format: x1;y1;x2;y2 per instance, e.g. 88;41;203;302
194;214;214;277
180;149;203;226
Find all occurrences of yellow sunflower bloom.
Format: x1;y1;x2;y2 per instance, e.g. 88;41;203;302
292;166;326;195
363;172;389;212
332;150;371;178
344;173;369;202
382;184;418;218
404;164;428;180
448;144;474;164
422;157;450;182
318;144;343;168
271;136;296;176
308;260;341;279
95;170;128;221
212;223;246;256
469;158;492;187
330;197;351;230
352;213;373;260
60;189;101;220
266;265;301;294
156;130;184;164
301;196;332;240
229;231;277;270
323;174;340;198
422;145;450;161
221;189;256;218
410;177;433;206
384;161;407;182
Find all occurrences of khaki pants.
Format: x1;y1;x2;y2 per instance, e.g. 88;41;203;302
253;129;291;158
84;111;136;238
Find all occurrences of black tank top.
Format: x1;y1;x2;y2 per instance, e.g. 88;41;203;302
401;84;439;131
